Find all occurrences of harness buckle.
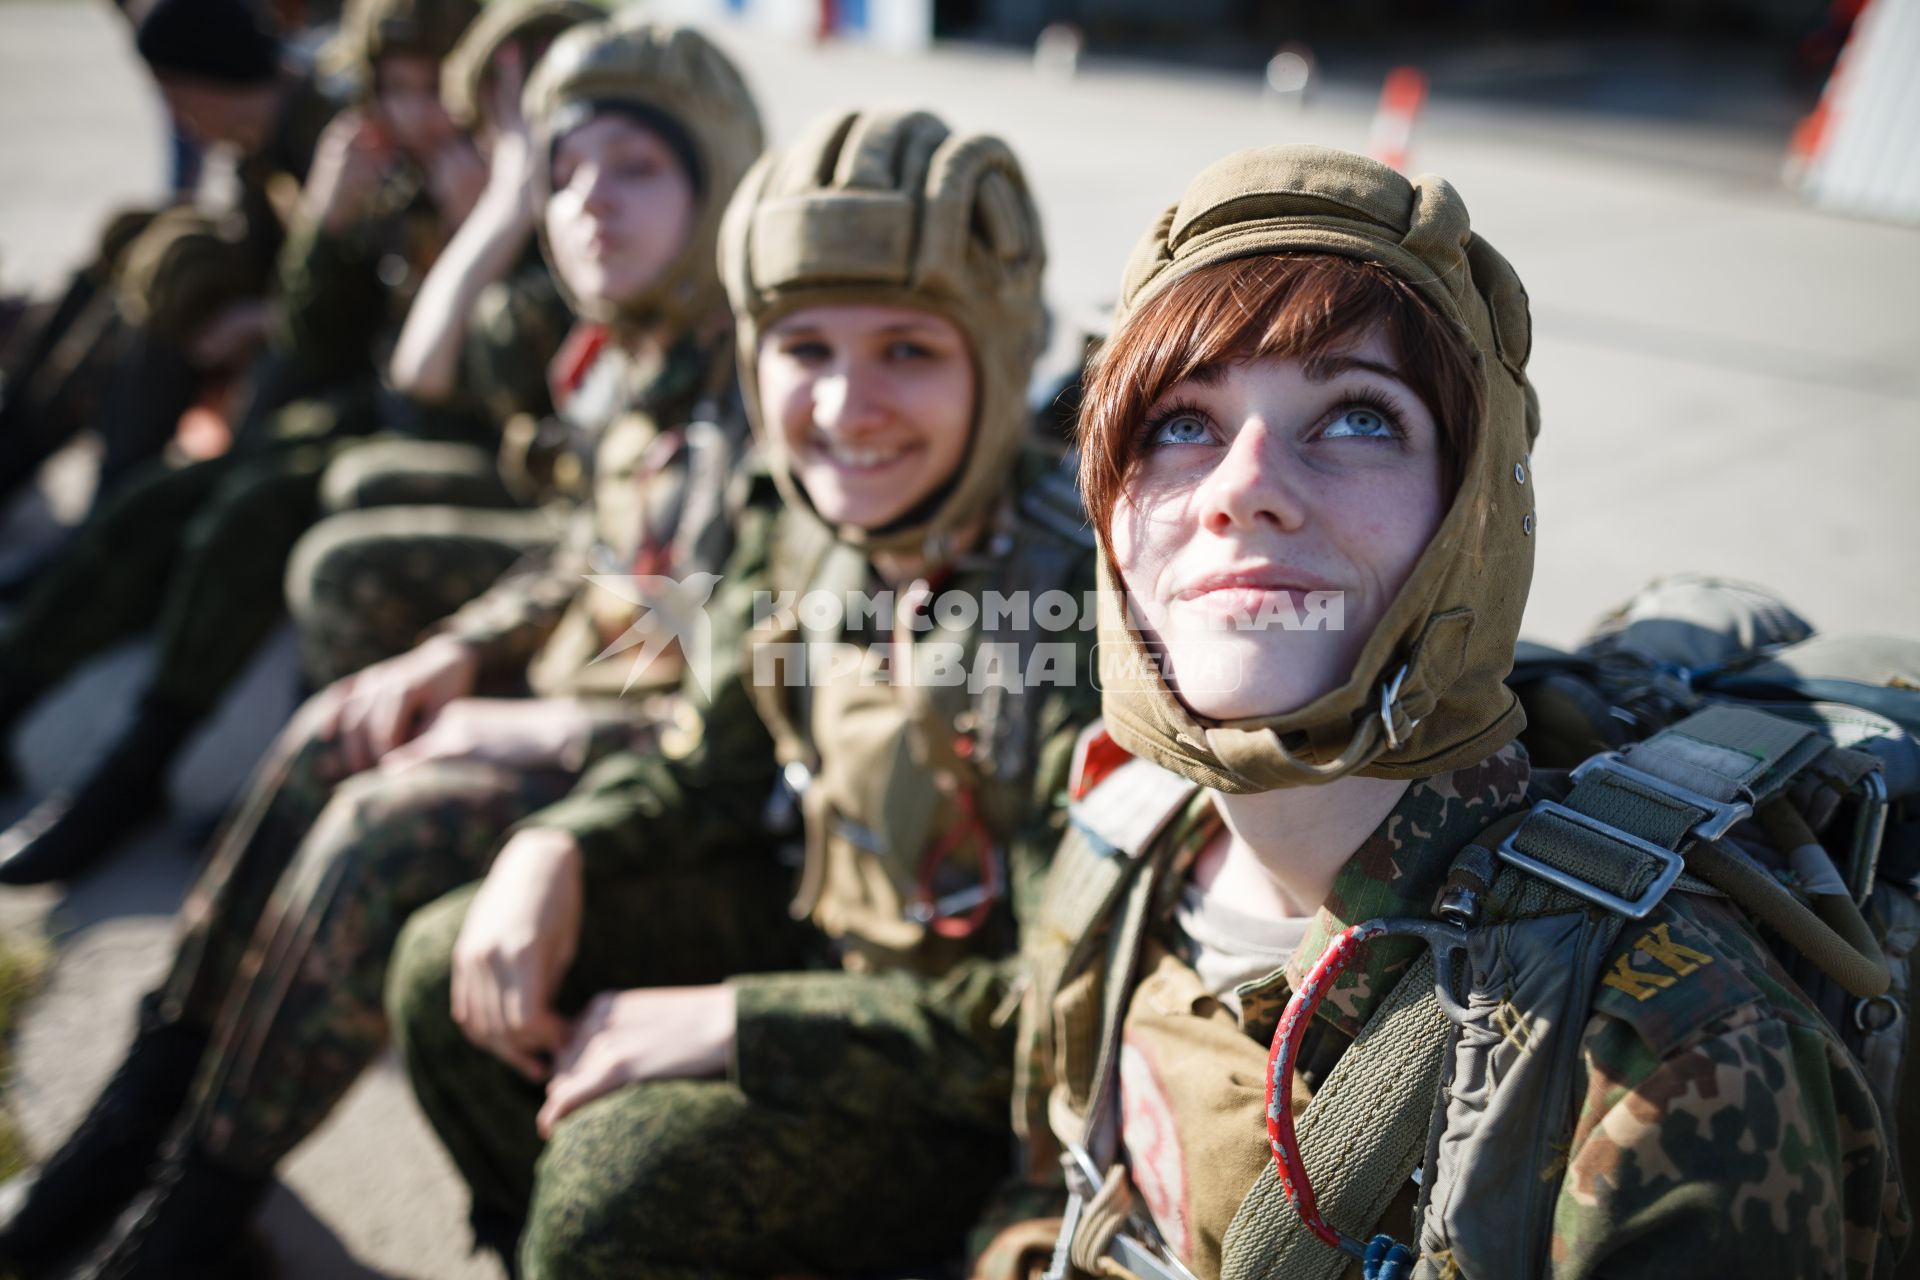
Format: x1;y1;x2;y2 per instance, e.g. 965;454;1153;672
1568;751;1754;840
1496;801;1685;919
906;882;994;925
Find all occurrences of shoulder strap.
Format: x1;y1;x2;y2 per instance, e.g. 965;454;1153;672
972;453;1098;787
1496;702;1889;996
1220;951;1453;1280
1017;756;1197;1176
743;510;849;775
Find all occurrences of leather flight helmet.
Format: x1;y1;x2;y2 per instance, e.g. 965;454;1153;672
325;0;481;93
440;0;600;129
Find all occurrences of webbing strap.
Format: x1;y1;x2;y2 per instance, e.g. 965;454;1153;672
1219;953;1452;1280
1083;834;1181;1171
1501;704;1826;919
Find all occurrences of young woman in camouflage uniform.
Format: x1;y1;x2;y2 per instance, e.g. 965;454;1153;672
0;17;766;1279
1010;145;1905;1280
385;107;1100;1279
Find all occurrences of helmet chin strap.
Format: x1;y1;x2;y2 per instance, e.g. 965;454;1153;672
1202;664;1410;790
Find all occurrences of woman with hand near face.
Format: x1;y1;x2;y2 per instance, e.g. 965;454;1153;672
0;19;768;1280
385;108;1101;1279
1012;146;1903;1280
286;0;601;689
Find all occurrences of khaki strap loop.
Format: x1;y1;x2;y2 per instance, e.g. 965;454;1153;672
1069;1165;1142;1276
1219;953;1452;1280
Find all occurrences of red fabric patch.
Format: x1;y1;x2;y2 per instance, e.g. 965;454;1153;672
1069;725;1131;801
547;322;610;410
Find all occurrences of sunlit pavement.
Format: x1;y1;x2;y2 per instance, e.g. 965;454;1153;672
0;2;1915;1275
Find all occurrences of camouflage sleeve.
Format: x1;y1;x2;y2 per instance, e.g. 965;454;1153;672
1552;899;1905;1278
436;538;583;673
459;258;569;424
272;214;388;386
729;959;1018;1130
507;494;783;875
510;681;777;879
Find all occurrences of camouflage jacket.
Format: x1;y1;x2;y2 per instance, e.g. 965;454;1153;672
458;247;572;428
270;161;437;382
524;453;1101;1129
1023;742;1907;1279
438;328;742;725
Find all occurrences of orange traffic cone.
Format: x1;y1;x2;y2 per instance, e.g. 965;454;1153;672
1369;67;1428;174
1785;0;1869;185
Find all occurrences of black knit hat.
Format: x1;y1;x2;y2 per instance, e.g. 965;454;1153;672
134;0;282;85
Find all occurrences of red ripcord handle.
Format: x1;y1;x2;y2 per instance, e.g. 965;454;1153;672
916;785;1000;939
1265;919;1396;1255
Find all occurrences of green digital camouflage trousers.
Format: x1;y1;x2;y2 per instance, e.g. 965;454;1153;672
0;432;349;713
389;886;1011;1280
287;438;558;685
0;400;502;713
155;696;584;1174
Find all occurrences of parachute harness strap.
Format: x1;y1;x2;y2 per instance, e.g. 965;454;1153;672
1264;917;1469;1274
892;567;1003;939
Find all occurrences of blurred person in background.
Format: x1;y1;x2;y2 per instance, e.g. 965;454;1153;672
283;0;599;691
0;0;333;544
0;0;485;888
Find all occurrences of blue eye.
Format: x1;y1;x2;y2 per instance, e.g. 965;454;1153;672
1322;407;1396;440
1146;414;1211;447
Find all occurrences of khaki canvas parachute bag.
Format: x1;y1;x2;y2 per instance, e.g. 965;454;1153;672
744;454;1095;975
1022;576;1918;1280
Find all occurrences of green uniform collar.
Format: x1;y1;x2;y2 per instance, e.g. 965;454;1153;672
1227;741;1533;1043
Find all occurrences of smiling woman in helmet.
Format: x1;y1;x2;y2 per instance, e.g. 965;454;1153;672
386;107;1102;1279
1011;145;1903;1280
